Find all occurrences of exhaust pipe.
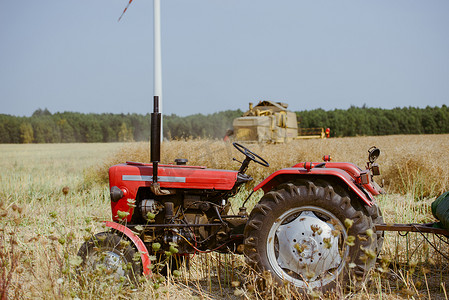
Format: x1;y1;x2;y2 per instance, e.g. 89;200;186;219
151;96;161;183
150;96;172;196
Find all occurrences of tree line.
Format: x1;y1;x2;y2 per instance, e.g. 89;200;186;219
0;108;242;143
297;105;449;137
0;105;447;143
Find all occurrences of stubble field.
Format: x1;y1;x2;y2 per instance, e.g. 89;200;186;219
1;135;448;299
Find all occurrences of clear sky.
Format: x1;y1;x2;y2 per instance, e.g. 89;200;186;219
1;0;448;117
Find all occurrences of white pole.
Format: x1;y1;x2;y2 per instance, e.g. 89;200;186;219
154;0;162;139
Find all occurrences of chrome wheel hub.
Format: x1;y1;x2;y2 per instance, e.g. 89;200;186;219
267;206;348;288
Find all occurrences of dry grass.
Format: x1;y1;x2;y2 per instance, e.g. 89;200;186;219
1;135;448;299
91;134;449;199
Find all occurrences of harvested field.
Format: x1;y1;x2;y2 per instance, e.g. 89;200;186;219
1;135;448;299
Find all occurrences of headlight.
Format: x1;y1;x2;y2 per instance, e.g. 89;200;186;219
110;186;124;202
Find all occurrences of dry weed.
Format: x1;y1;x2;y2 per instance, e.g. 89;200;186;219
2;137;448;299
89;134;449;199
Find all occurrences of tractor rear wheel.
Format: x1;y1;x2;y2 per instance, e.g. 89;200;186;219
244;181;377;292
366;202;384;255
77;232;142;284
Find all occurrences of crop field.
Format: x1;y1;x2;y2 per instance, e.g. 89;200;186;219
1;135;448;299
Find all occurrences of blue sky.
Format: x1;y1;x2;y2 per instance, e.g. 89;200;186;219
1;0;448;117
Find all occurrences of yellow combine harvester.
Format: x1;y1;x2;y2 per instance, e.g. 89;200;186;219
230;101;328;143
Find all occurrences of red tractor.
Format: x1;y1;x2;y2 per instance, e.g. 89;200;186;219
78;98;385;291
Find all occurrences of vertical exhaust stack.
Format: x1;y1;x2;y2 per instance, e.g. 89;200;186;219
150;96;171;196
151;96;161;183
151;0;164;196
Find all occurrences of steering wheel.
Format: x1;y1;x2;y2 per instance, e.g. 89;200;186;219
233;142;270;168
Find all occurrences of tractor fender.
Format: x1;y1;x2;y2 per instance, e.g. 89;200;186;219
254;167;373;206
104;221;151;276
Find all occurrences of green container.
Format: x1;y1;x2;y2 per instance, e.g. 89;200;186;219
431;191;449;231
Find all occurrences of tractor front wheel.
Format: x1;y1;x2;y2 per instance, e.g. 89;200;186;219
244;181;377;292
77;232;142;284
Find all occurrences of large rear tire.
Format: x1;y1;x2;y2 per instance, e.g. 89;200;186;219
366;202;384;255
244;181;377;292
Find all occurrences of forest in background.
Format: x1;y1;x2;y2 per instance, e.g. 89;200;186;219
0;105;448;143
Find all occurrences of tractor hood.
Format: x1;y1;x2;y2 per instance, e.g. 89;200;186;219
109;161;239;192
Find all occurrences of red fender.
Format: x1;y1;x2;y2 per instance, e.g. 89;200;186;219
254;167;374;206
104;221;152;276
293;162;381;196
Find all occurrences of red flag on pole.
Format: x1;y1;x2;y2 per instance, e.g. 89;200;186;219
118;0;133;22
